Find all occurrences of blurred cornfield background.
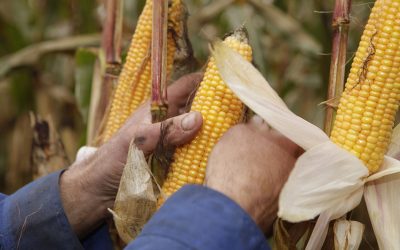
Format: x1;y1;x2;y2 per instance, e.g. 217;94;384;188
0;0;372;193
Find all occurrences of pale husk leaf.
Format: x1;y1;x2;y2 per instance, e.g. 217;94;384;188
213;42;328;150
109;142;157;244
333;220;364;250
278;141;367;223
305;186;365;250
305;212;331;250
364;124;400;250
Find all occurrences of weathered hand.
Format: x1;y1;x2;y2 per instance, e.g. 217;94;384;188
205;116;301;234
60;73;203;238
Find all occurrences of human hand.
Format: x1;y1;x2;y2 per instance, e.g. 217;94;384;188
60;73;203;238
204;116;301;234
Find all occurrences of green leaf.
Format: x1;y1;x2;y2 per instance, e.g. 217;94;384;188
74;48;96;124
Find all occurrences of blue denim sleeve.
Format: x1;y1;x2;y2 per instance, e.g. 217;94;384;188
127;185;270;250
0;171;113;250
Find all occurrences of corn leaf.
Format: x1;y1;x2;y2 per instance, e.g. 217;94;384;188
74;49;96;124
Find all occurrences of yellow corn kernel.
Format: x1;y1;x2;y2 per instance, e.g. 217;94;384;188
330;0;400;173
100;0;183;143
158;28;253;205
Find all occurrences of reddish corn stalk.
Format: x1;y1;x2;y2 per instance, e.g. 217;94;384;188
151;0;169;123
324;0;352;135
88;0;123;144
102;0;123;65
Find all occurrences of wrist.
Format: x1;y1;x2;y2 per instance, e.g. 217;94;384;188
60;162;110;238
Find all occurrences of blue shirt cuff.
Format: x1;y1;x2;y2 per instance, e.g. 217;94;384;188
0;170;112;250
129;185;269;250
0;170;84;249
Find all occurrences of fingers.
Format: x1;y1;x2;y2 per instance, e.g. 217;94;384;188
167;73;203;117
121;73;202;130
133;111;203;155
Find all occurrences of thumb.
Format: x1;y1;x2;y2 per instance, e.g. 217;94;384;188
133;111;203;155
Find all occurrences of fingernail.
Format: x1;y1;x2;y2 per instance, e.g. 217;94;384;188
182;112;198;131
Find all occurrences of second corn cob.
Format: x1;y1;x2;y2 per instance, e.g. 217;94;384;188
101;0;184;143
159;28;253;204
330;0;400;173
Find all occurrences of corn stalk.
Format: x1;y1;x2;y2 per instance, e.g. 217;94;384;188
324;0;351;135
87;0;123;144
151;0;169;123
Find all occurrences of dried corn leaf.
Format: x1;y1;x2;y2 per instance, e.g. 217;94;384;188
30;113;70;179
109;142;157;244
273;219;312;250
6;114;33;192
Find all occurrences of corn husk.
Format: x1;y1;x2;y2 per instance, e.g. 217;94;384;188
108;142;157;244
333;220;364;250
213;41;400;250
364;125;400;249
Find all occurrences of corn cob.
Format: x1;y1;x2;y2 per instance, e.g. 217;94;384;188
101;0;184;143
330;0;400;173
159;28;253;204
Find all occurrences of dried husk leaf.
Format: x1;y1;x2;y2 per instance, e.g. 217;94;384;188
333;220;364;250
279;141;367;223
109;142;157;244
364;124;400;250
306;212;331;250
30;114;70;179
213;42;400;249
